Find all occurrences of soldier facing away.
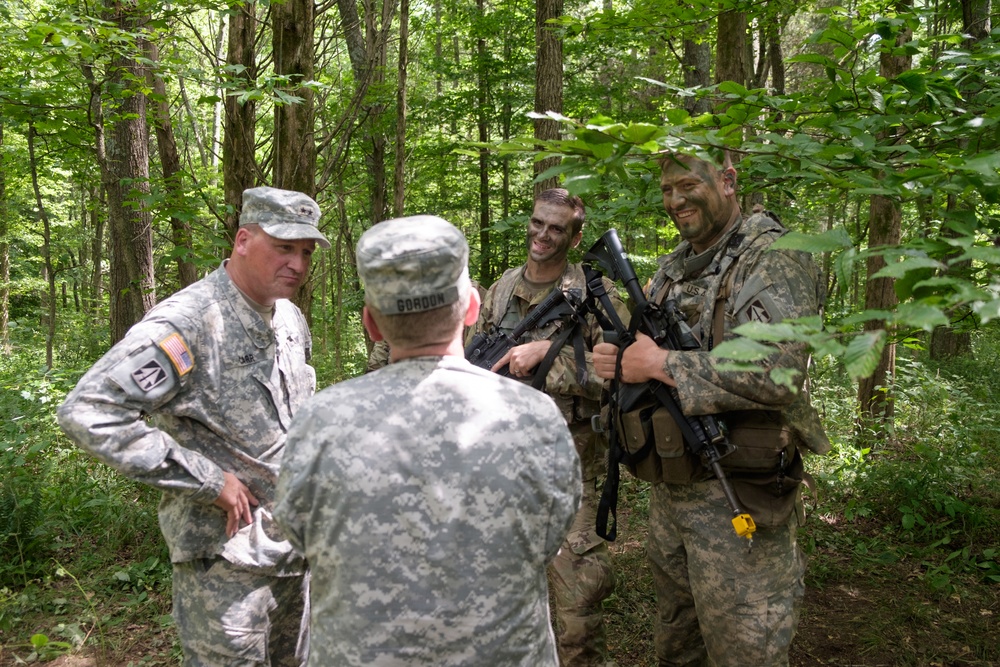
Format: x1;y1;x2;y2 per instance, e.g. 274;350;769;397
274;215;582;666
593;151;830;667
58;186;330;666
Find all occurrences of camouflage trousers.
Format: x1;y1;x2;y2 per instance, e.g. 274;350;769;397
549;479;616;667
172;557;308;667
647;480;804;667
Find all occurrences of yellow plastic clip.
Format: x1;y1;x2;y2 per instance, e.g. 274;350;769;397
732;513;756;540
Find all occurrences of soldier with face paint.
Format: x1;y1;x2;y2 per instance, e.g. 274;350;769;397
593;152;829;667
470;189;628;667
58;186;330;667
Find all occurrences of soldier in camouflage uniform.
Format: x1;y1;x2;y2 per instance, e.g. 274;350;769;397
274;215;580;666
593;153;829;667
470;189;626;667
58;187;330;667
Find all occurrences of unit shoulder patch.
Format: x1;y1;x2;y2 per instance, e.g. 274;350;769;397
131;359;168;391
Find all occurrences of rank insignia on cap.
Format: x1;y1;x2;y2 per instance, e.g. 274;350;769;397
132;359;168;392
159;333;194;376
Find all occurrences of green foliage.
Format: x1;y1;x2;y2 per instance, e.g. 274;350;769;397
809;341;1000;595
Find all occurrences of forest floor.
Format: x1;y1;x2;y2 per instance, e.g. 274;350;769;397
2;494;997;667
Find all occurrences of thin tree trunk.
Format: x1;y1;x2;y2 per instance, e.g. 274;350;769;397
476;0;491;285
223;0;258;242
716;8;748;89
146;40;197;288
393;0;409;217
534;0;563;195
857;0;912;435
0;123;10;352
273;0;316;195
27;123;57;369
89;184;106;323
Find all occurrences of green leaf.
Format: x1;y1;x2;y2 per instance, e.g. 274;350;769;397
896;71;927;96
770;228;854;253
974;299;1000;324
892;303;949;332
871;256;945;280
710;337;774;362
620;123;661;144
31;634;49;648
769;367;803;392
844;330;886;380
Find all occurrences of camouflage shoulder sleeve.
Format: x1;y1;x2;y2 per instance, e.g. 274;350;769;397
666;243;820;415
57;315;225;503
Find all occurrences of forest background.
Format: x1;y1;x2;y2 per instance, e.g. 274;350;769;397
1;0;998;663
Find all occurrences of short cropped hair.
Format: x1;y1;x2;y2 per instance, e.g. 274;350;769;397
368;290;470;349
535;188;586;236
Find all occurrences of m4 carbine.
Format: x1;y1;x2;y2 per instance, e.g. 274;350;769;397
465;287;582;380
584;229;756;545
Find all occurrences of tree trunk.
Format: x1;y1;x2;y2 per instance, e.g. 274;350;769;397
534;0;563;195
961;0;991;45
104;3;155;343
273;0;316;195
88;183;106;321
682;31;711;116
715;8;748;89
0;123;9;352
476;0;491;285
146;40;197;288
223;0;258;242
857;1;912;435
393;0;409;217
273;0;318;320
27;123;57;369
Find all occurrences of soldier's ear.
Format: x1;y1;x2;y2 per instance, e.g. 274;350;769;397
464;288;481;326
721;167;737;195
362;306;384;341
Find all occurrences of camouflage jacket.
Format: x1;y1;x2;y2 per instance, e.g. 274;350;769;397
650;212;830;454
274;355;581;666
473;263;627;480
58;265;316;571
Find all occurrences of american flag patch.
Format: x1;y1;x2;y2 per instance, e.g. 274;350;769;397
159;333;194;376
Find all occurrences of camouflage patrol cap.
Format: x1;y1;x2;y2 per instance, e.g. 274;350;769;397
356;215;470;315
240;186;331;249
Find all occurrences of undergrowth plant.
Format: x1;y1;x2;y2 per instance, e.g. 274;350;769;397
807;328;1000;596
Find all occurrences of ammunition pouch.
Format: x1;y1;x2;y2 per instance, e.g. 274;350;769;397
613;405;804;526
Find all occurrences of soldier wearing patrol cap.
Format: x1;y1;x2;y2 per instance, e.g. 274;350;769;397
58;186;330;667
274;215;582;667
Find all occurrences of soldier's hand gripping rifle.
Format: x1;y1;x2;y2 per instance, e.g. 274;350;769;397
584;229;756;545
465;287;582;379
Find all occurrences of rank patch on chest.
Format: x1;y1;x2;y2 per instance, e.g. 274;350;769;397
132;359;168;392
159;333;194;376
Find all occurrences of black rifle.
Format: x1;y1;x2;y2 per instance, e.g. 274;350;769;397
584;229;755;545
465;287;582;380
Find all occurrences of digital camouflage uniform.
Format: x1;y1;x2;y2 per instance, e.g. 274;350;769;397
366;339;391;372
274;355;581;666
58;264;315;667
473;263;626;667
640;212;829;667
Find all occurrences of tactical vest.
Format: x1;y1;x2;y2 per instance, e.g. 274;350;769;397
612;213;823;528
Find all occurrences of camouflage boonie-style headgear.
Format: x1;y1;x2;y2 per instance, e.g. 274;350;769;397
240;186;331;249
356;215;471;315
